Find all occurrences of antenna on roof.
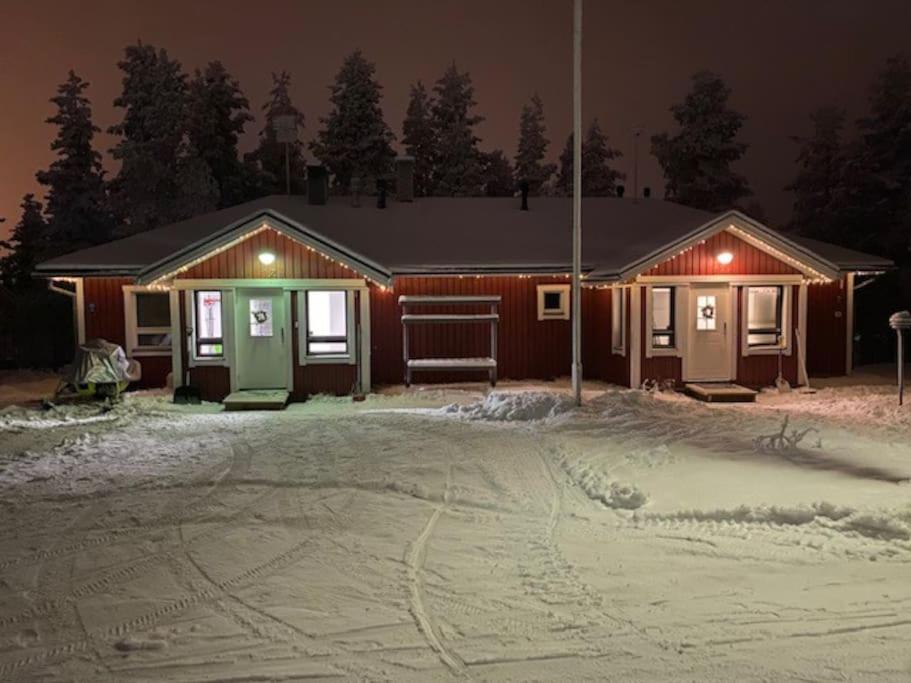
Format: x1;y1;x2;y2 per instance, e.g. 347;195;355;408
632;125;644;201
273;114;298;196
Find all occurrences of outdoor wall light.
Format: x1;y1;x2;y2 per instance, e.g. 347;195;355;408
258;251;276;266
716;251;734;265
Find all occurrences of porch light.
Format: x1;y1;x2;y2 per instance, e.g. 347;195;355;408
258;251;276;266
716;251;734;265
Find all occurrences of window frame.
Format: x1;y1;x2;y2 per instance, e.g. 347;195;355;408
611;287;626;355
123;287;173;358
299;289;356;365
193;290;226;359
746;285;785;349
536;284;570;321
650;286;676;350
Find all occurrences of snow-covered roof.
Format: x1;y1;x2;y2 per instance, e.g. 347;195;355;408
35;195;891;281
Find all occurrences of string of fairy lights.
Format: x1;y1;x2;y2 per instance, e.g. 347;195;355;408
55;224;838;293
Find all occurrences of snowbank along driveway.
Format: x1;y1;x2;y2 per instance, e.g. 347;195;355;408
0;383;909;681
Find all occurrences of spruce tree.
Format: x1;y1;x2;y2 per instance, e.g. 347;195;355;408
108;43;194;232
402;81;436;197
480;150;515;197
555;120;625;196
514;93;556;195
35;71;114;252
431;63;484;196
0;195;47;290
785;107;848;241
186;61;254;207
856;54;911;261
651;71;751;210
310;50;395;192
246;71;307;196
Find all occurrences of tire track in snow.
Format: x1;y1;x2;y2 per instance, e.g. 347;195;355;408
405;463;466;675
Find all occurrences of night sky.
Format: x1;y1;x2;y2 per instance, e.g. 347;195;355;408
2;0;910;240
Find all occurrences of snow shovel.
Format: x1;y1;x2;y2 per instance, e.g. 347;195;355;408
775;347;791;393
173;367;201;405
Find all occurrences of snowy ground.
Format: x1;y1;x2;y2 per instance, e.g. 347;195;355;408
0;374;910;681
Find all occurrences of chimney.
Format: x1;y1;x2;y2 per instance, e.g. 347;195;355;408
643;186;651;199
376;178;387;209
307;165;328;205
616;184;625;198
519;181;529;211
396;156;414;202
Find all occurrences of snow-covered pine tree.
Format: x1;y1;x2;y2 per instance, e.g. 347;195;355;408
481;150;515;197
108;43;200;233
35;71;114;252
402;81;436;197
0;195;47;290
186;61;254;208
430;63;484;196
513;93;556;195
651;71;751;211
785;107;848;241
246;71;307;196
555;119;624;196
310;50;395;193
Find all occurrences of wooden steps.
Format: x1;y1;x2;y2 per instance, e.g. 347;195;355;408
223;389;290;411
685;383;757;403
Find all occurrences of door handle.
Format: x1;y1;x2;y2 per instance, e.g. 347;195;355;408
281;327;285;344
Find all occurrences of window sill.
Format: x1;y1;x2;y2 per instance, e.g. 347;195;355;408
744;346;791;356
611;347;626;356
303;354;353;365
649;347;680;357
129;348;173;358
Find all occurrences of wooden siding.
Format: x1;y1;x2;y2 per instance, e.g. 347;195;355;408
83;277;131;347
290;291;357;399
177;228;357;280
806;278;848;376
646;230;801;276
582;287;630;386
137;356;172;389
370;276;575;385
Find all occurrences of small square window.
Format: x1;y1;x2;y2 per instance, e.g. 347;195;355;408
537;285;570;320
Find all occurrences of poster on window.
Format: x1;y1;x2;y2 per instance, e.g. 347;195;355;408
250;298;273;337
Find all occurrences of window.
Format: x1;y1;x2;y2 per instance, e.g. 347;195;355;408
747;286;783;347
651;287;675;348
133;292;171;350
537;284;570;320
611;288;625;353
306;290;348;355
195;290;224;357
249;298;273;337
696;295;717;331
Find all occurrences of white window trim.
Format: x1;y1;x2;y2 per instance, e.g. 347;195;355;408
644;285;684;358
298;289;357;365
123;285;173;357
741;284;792;356
186;289;234;368
611;287;626;356
536;284;570;321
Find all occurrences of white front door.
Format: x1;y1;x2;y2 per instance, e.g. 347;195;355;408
686;285;732;381
235;288;288;389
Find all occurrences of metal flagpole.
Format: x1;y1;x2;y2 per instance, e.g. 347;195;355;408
571;0;583;406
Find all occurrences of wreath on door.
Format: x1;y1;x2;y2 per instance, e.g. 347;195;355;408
252;309;269;324
700;303;715;320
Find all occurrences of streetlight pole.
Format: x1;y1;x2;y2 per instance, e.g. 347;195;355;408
571;0;583;407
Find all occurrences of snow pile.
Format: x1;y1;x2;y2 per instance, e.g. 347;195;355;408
562;459;648;510
442;391;576;422
637;502;911;542
0;403;120;431
755;385;911;429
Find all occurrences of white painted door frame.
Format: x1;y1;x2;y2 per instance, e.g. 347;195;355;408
684;284;734;382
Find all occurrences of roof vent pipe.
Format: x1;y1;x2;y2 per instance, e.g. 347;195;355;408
396;157;414;202
643;186;651;199
307;165;328;205
350;176;362;207
376;178;387;209
616;184;625;198
519;181;529;210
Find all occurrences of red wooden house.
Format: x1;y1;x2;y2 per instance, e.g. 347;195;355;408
36;166;891;402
